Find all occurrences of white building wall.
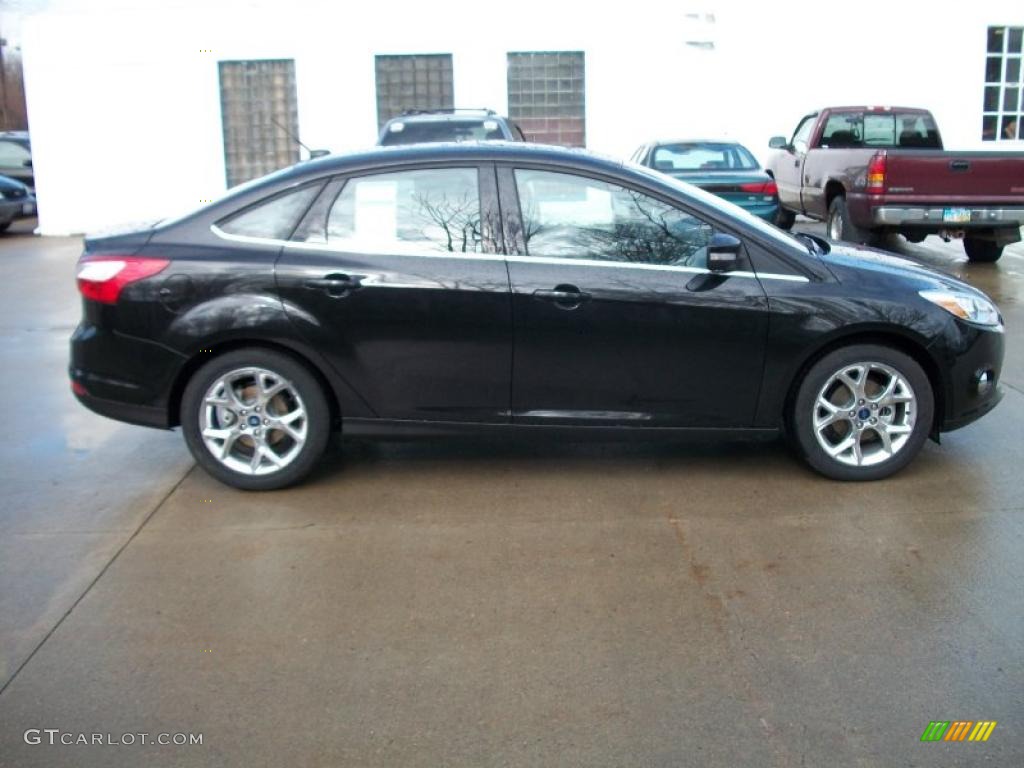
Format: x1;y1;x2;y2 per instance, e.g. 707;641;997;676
20;0;1024;235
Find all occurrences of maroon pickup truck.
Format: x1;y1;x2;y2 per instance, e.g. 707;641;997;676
766;106;1024;262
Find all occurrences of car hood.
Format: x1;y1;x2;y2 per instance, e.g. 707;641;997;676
818;240;992;298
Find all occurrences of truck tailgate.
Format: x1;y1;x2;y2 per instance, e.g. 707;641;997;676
883;152;1024;202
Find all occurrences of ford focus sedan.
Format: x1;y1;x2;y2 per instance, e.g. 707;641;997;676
70;143;1004;490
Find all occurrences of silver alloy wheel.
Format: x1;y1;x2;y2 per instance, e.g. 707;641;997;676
812;361;916;467
199;367;308;476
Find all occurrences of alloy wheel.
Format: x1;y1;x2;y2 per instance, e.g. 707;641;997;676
812;361;916;467
199;367;308;476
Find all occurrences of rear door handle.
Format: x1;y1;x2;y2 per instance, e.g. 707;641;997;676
533;284;591;310
304;273;362;298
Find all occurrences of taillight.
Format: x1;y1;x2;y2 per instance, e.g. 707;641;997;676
739;180;778;196
866;152;887;194
76;256;170;304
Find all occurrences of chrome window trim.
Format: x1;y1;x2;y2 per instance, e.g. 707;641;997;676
209;224;809;282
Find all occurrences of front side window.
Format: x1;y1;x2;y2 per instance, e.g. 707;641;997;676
514;169;714;268
320;168;482;255
791;116;815;153
217;183;322;240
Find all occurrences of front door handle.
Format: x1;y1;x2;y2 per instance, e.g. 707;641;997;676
304;273;362;298
533;284;591;310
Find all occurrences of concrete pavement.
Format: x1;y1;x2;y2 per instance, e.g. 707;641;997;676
0;220;1021;766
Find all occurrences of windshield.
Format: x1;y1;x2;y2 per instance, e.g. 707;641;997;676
628;161;811;255
380;119;505;145
651;142;759;172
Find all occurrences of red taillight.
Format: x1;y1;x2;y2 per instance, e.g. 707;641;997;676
866;152;887;194
739;180;778;196
76;256;170;304
71;380;88;396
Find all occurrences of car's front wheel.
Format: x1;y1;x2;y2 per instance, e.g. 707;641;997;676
791;344;933;480
181;348;331;490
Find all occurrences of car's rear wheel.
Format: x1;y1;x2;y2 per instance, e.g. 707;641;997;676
181;348;331;490
775;207;796;230
791;344;933;480
964;236;1003;263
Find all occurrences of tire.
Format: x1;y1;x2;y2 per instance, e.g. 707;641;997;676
901;230;927;244
775;207;796;230
827;195;880;247
791;344;933;481
181;348;331;490
964;237;1003;263
0;221;11;233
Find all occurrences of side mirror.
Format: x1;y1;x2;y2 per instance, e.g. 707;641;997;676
706;233;743;273
768;136;789;150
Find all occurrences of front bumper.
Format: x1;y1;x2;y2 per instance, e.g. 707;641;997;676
872;206;1024;229
936;322;1005;433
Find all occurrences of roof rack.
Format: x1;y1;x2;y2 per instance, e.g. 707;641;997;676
399;107;497;117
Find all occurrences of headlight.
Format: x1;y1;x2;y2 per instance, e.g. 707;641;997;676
919;289;1002;327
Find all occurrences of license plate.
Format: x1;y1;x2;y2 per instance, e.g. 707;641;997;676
943;207;971;223
22;202;35;216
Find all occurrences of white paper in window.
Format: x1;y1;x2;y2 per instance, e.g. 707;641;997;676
354;181;398;242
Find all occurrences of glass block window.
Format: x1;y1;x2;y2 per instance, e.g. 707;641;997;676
375;54;454;129
219;60;300;187
507;51;586;147
982;26;1023;141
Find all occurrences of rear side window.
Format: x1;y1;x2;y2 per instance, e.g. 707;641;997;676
319;168;483;254
218;183;322;240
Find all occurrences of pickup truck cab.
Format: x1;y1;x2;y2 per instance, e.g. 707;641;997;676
767;107;1024;262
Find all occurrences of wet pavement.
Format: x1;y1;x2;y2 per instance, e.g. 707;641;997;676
0;218;1022;766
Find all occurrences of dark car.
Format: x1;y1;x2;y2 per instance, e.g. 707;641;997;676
0;174;36;231
0;131;33;189
378;109;525;145
766;107;1024;261
70;142;1004;490
631;139;780;223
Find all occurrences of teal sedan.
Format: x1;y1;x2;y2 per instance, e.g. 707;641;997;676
630;140;782;225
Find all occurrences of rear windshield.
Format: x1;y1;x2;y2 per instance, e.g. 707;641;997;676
650;143;759;172
380;119;505;146
820;112;941;149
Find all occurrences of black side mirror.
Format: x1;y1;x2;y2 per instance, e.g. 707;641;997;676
707;233;743;273
768;136;789;150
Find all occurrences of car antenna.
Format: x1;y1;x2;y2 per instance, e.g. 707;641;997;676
270;117;329;159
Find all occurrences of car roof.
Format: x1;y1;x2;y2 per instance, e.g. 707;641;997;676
821;106;931;113
385;112;504;124
648;139;749;147
292;141;623;177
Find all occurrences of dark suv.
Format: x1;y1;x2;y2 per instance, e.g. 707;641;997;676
377;109;525;146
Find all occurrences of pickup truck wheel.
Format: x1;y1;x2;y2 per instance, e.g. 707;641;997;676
964;237;1003;263
775;208;795;230
791;344;933;481
827;196;879;246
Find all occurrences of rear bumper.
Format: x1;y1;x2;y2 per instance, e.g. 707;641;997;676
871;205;1024;228
70;321;185;429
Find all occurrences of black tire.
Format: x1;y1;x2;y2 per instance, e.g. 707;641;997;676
791;344;933;481
775;207;796;230
827;195;881;247
964;237;1003;263
901;230;927;244
181;348;331;490
0;221;11;233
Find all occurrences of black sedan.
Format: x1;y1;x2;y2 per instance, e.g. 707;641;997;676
70;143;1004;490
